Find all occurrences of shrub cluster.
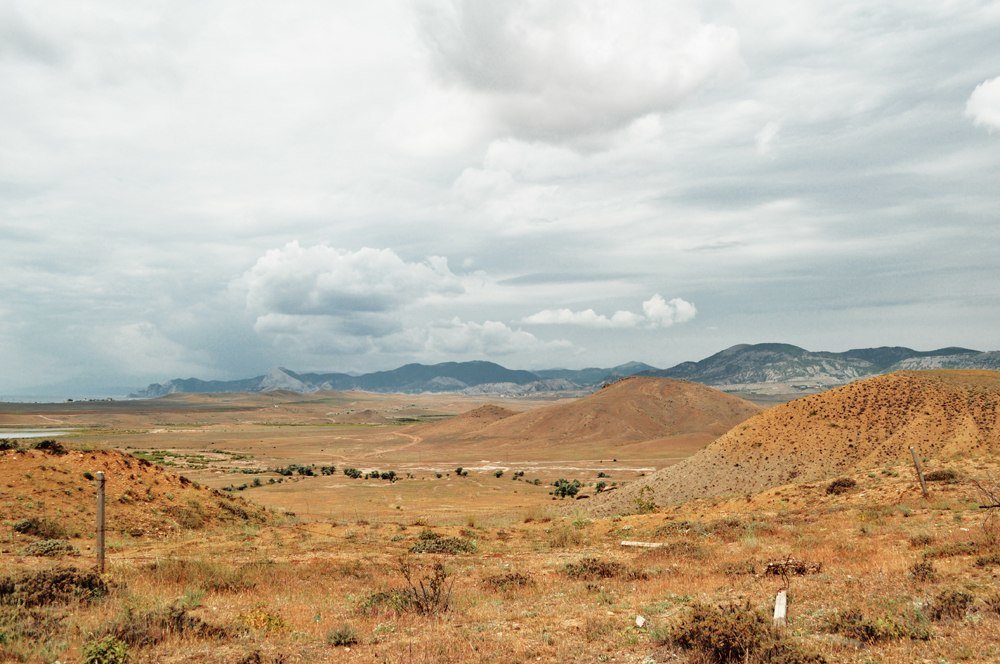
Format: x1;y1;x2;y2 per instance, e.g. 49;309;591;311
563;557;647;581
552;478;582;499
669;602;826;663
826;477;857;495
408;530;476;554
20;539;78;558
11;517;67;540
0;567;107;607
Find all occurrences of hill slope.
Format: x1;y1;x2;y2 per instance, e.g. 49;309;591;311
0;444;270;539
410;376;760;459
591;370;1000;514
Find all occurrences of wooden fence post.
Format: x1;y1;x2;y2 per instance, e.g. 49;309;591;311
909;447;928;499
96;471;106;573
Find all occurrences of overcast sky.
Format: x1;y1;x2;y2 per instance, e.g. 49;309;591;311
2;0;999;394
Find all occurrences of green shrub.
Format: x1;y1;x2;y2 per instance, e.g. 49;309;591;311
31;440;67;455
494;469;504;478
552;478;582;499
326;624;359;646
825;609;929;642
408;530;475;554
11;517;68;539
82;635;129;664
0;439;19;451
20;539;77;557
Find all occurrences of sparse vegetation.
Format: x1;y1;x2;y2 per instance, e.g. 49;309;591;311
826;477;857;494
671;601;825;663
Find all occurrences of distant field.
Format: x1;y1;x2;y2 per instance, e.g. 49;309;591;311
0;390;667;524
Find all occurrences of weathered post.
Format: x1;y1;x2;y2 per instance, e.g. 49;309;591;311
909;447;929;499
95;471;106;573
773;590;787;628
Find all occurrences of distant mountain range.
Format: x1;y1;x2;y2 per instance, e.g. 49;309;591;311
640;343;998;386
130;344;1000;398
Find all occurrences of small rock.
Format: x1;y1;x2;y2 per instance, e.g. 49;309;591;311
635;615;646;628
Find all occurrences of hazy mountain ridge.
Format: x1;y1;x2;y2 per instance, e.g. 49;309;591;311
641;343;991;387
131;345;998;397
131;361;650;397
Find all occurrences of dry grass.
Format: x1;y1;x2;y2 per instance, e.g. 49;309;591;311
1;385;999;662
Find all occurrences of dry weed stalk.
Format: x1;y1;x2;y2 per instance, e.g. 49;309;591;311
397;557;454;615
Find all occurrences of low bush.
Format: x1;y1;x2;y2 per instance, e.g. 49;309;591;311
32;440;67;455
564;557;647;581
20;539;77;557
358;589;414;616
930;588;974;621
826;477;857;495
985;593;1000;616
924;469;960;483
408;530;475;554
975;552;1000;568
908;560;937;582
482;572;533;592
825;609;929;642
326;624;359;646
82;635;129;664
11;517;68;539
922;541;980;559
0;567;107;607
96;603;228;647
0;439;19;451
671;602;826;663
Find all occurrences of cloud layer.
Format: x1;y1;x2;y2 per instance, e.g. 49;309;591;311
524;295;695;329
2;1;999;394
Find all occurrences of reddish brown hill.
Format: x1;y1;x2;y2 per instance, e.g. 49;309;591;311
0;444;270;544
410;377;760;459
592;370;1000;514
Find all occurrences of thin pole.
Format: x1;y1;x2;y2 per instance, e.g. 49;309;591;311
95;471;106;573
909;447;928;499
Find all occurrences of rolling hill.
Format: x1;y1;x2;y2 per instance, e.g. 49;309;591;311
590;370;1000;514
409;376;761;459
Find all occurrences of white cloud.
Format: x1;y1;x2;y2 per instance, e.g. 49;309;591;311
642;295;697;328
522;308;642;328
242;242;463;317
417;0;741;142
966;76;1000;132
755;120;781;156
524;295;695;329
425;318;563;355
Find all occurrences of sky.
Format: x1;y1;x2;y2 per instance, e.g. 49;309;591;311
2;0;999;395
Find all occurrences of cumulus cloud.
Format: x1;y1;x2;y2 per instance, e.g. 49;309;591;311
242;242;462;316
642;294;697;328
417;0;740;142
966;76;1000;132
523;308;642;328
524;295;695;329
425;318;564;355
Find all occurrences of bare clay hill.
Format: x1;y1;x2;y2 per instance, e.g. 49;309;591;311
1;442;270;543
410;376;760;460
591;370;1000;514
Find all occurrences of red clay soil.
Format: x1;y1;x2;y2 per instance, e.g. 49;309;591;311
591;370;1000;514
409;377;760;459
0;446;270;546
